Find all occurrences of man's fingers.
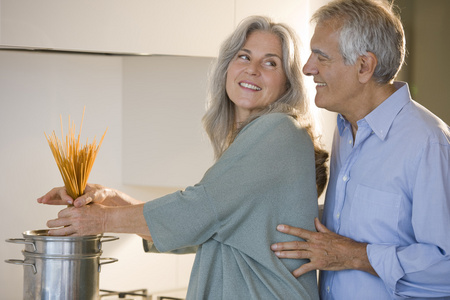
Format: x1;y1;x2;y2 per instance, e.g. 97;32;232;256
276;224;313;240
271;240;309;251
273;249;311;260
292;263;317;278
314;217;331;233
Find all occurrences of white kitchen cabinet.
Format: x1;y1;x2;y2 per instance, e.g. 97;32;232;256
235;0;312;60
236;0;309;31
118;1;316;188
0;0;234;57
1;0;318;189
122;56;214;188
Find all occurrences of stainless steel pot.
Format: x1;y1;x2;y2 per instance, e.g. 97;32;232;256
5;230;119;300
6;229;119;254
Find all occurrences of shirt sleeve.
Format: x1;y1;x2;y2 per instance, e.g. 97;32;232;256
368;137;450;298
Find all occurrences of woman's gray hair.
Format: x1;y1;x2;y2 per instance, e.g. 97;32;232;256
202;15;329;196
203;15;309;159
312;0;406;84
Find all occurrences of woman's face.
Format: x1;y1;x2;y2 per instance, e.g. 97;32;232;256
226;30;288;123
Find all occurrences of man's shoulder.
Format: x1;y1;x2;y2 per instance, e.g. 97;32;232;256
403;100;450;145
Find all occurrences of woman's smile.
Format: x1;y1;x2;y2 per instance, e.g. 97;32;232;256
226;30;287;123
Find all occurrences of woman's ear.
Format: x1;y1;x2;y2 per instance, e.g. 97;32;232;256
358;52;377;84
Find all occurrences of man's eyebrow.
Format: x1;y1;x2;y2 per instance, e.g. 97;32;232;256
312;48;330;59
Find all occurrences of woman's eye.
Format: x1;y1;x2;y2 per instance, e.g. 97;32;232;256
264;61;276;67
238;54;250;61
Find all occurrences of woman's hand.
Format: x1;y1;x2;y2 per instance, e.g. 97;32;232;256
72;184;117;207
37;187;74;206
46;202;151;237
38;183;142;208
46;203;108;236
41;184;150;237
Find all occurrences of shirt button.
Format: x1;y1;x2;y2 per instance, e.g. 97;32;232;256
336;212;340;219
349;139;352;144
343;175;348;182
327;286;330;293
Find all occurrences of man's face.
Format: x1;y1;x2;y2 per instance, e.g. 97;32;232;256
302;22;361;116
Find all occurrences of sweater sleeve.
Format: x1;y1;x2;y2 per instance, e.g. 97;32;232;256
143;113;317;256
143;239;198;254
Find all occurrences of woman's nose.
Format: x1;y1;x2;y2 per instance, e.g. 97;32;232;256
302;55;317;76
245;62;260;76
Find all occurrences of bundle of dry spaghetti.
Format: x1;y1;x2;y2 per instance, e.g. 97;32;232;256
44;107;107;200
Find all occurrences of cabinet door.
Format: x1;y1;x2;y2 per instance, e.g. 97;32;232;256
122;56;214;188
235;0;311;55
0;0;234;56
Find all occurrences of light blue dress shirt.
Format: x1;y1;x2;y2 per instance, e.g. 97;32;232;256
320;82;450;300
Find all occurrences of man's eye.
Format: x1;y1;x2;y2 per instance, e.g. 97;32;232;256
238;54;250;60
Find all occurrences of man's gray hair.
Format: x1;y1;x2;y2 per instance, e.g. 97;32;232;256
312;0;406;84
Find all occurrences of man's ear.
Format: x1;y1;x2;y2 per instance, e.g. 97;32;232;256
358;52;377;84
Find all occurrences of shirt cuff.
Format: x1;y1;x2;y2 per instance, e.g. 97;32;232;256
367;244;405;293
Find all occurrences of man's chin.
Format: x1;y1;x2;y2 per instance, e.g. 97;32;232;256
314;97;327;109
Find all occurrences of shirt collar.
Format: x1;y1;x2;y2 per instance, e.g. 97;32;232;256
337;114;350;136
337;81;411;140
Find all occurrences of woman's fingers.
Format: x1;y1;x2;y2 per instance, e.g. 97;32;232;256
37;187;73;205
47;226;76;236
47;204;107;236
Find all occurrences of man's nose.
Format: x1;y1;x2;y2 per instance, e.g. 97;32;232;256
302;55;317;76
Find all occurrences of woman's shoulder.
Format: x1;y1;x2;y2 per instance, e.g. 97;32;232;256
245;113;305;135
256;112;294;122
247;112;297;128
238;113;311;146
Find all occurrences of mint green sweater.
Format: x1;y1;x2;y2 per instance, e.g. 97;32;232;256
143;113;319;299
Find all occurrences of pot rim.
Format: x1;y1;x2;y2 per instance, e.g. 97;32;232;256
22;229;103;241
21;249;103;259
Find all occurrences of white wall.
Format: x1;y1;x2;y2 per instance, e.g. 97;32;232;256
0;50;118;296
0;1;339;298
0;50;198;298
121;56;214;188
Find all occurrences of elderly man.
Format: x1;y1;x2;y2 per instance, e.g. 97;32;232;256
271;0;450;299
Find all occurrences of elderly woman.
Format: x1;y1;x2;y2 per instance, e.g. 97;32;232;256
38;16;328;299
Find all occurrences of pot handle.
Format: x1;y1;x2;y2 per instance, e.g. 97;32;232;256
100;236;119;243
98;257;118;272
99;257;118;265
5;238;37;252
4;259;37;274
